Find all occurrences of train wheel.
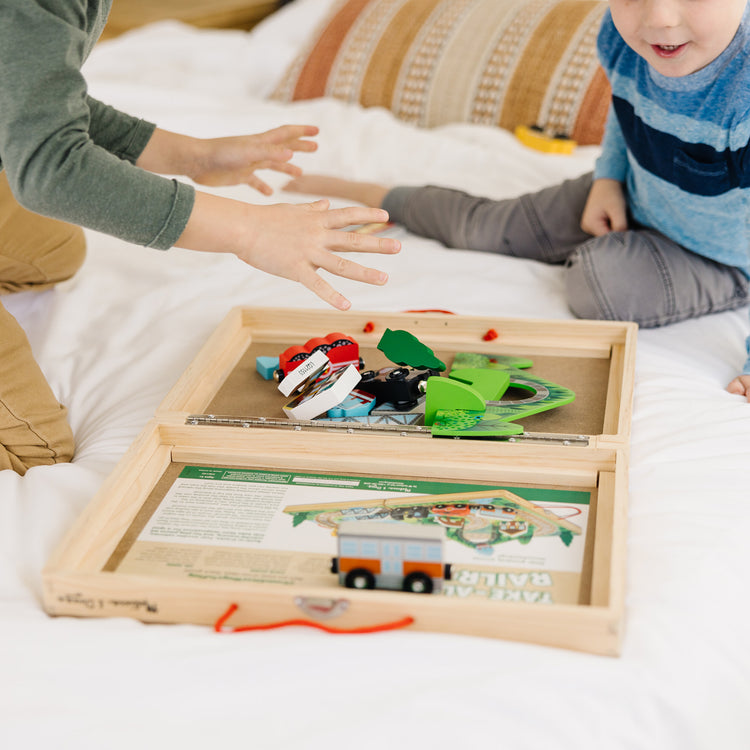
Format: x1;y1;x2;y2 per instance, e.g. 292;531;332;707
403;572;433;594
345;569;376;589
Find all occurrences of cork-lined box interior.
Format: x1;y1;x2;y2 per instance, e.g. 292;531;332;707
158;307;637;447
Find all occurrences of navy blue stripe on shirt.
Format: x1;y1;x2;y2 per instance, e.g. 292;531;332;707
613;96;750;196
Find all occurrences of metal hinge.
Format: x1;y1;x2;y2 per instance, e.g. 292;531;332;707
185;414;589;446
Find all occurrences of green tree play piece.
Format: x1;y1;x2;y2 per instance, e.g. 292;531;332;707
448;368;510;401
377;328;446;371
423;376;485;425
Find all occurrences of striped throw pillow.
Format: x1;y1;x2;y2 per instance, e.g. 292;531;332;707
272;0;610;145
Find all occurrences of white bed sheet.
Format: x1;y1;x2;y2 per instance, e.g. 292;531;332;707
2;2;749;747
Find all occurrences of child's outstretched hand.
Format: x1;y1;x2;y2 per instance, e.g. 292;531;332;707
177;193;401;310
137;125;320;196
726;375;750;401
188;125;319;194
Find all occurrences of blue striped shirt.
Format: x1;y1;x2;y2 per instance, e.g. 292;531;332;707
594;7;750;277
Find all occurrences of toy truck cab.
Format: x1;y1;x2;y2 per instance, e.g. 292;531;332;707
332;521;451;594
276;333;362;383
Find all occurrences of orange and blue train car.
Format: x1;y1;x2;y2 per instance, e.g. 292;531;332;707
331;521;451;594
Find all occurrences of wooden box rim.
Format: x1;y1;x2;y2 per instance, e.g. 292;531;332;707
42;307;636;656
156;306;637;449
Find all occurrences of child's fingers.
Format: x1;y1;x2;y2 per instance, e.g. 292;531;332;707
287;138;318;153
241;162;304;192
234;160;303;183
607;208;628;233
264;124;319;141
307;199;330;211
298;268;352;311
195;162;301;190
298;240;393;310
298;255;388;309
325;230;401;255
260;125;319;153
245;175;273;196
315;252;389;285
309;205;401;254
262;161;303;178
323;206;390;228
241;150;293;168
580;208;606;236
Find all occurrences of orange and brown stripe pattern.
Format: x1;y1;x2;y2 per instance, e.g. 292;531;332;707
273;0;610;145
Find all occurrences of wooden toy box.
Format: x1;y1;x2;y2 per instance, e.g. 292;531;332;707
42;307;636;656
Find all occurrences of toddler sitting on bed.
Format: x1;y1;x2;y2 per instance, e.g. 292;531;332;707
287;0;750;401
0;0;401;475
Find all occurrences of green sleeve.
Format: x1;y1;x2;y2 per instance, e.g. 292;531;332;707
85;96;157;164
0;0;194;250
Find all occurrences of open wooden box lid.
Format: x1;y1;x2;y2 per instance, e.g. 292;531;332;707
43;416;629;655
157;307;637;450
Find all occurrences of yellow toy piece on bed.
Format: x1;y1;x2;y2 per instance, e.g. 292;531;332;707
515;125;577;154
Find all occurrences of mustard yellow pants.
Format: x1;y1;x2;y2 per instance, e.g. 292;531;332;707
0;171;86;475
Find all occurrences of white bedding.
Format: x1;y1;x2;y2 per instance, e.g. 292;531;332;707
2;1;749;747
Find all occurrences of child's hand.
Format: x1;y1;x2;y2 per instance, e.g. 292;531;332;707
237;200;400;309
727;375;750;400
177;193;401;310
137;125;319;196
580;178;628;236
188;125;319;195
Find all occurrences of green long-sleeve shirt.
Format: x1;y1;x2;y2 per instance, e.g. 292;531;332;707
0;0;194;249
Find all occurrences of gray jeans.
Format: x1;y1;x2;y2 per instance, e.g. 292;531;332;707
383;173;749;327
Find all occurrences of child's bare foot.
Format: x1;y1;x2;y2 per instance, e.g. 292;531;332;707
284;174;389;208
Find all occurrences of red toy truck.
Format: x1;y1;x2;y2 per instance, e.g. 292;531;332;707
277;333;361;382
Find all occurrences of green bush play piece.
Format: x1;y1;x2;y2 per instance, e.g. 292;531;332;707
448;368;510;401
423;376;485;425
